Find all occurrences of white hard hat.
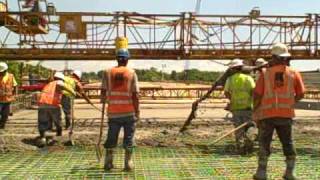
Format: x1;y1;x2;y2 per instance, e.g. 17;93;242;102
72;70;82;79
228;59;244;68
255;58;268;66
0;62;8;72
271;43;291;57
54;72;64;80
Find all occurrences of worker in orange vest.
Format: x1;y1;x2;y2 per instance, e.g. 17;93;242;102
38;72;75;147
101;48;140;171
0;62;17;133
253;43;305;180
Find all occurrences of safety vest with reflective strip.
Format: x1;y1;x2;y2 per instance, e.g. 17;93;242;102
0;73;15;102
106;67;135;114
253;66;296;121
38;81;62;107
63;76;76;98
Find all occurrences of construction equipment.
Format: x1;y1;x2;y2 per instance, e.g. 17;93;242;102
95;99;106;162
180;65;259;132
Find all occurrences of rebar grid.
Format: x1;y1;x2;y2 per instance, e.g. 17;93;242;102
0;136;319;180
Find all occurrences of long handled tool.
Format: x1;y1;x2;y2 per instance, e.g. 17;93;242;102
208;121;249;146
179;66;259;133
95;100;106;162
180;70;232;133
76;92;103;113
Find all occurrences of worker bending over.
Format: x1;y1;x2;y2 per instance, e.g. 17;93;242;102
37;72;75;147
62;70;93;129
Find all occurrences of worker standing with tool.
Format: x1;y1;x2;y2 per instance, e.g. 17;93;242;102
253;43;305;180
0;62;17;133
37;72;75;147
224;59;256;154
62;70;93;129
101;48;140;171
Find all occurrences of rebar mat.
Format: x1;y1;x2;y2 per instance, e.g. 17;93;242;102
0;142;319;180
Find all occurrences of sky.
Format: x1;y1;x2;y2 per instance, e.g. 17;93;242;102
8;0;320;72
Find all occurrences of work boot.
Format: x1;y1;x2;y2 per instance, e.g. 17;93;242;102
283;156;297;180
38;131;47;147
124;148;134;171
104;149;114;171
39;137;47;147
253;157;268;180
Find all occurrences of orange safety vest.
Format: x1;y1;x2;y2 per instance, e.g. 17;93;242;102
105;67;135;114
0;73;15;103
253;66;296;121
38;81;62;107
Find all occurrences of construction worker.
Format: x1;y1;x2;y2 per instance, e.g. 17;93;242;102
253;43;305;180
37;72;75;146
254;58;269;81
101;48;140;171
0;62;17;132
224;59;256;154
255;58;268;68
62;70;93;129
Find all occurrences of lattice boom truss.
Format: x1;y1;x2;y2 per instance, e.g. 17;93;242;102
1;11;320;60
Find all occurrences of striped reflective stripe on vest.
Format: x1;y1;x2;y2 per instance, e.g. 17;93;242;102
109;99;133;105
109;91;131;96
264;68;294;101
254;67;295;121
106;67;135;114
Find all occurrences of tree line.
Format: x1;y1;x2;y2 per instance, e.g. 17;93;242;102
82;68;222;84
4;62;222;84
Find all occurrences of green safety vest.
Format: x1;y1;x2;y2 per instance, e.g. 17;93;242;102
226;73;255;111
63;76;76;98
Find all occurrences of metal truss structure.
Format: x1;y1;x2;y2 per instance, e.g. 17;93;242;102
0;3;320;60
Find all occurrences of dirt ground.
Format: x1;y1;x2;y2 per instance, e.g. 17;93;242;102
0;99;319;152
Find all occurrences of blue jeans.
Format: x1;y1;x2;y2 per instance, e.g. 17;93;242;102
104;116;135;149
0;103;10;129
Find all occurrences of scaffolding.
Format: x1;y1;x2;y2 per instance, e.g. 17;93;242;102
0;2;319;60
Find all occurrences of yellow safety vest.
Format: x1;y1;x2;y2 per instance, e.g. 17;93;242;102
63;76;76;98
